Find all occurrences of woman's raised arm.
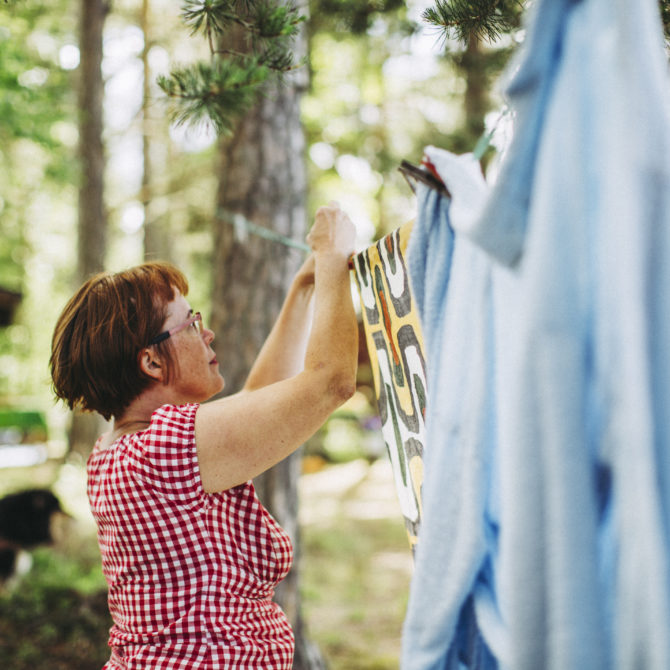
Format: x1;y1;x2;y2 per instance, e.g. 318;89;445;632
242;254;315;392
194;203;358;493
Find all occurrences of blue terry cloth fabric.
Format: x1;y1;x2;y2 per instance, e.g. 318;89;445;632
487;0;670;667
405;184;454;361
462;0;579;267
403;183;504;670
402;0;670;668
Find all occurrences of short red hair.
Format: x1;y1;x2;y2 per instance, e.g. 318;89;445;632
50;262;188;421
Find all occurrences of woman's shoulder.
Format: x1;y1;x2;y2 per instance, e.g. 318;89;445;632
143;403;200;451
150;402;199;426
90;404;199;459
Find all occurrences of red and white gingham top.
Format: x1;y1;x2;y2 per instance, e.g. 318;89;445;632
87;403;294;669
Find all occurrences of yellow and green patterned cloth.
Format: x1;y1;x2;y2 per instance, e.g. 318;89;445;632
352;221;426;549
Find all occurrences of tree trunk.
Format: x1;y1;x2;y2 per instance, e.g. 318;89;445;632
209;4;324;667
69;0;109;458
460;34;488;141
77;0;107;277
140;0;172;262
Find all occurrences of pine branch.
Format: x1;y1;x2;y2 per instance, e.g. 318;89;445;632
181;0;237;36
256;42;296;71
253;1;303;39
157;58;269;135
423;0;525;45
181;0;303;41
161;0;305;135
661;0;670;45
424;0;670;49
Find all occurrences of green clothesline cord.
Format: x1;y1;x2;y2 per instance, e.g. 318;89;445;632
217;209;311;254
472;105;512;161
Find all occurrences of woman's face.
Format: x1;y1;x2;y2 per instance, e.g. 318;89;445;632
158;289;225;403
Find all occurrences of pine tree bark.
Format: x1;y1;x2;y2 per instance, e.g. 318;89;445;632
69;0;109;457
208;4;325;667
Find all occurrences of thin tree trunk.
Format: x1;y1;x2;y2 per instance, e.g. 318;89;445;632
77;0;107;278
461;34;488;141
209;3;324;666
140;0;172;262
141;0;153;258
69;0;109;458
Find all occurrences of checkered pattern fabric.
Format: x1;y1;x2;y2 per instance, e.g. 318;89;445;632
87;403;294;669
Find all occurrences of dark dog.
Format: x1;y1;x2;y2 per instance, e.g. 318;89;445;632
0;488;65;581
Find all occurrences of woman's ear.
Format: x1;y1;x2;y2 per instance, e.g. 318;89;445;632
139;348;164;382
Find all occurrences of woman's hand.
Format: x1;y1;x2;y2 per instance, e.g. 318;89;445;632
306;202;356;258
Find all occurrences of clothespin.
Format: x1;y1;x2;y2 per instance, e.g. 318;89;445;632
232;213;249;245
398;160;451;198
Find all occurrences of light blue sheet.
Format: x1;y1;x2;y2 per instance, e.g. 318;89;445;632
402;0;670;667
404;182;501;670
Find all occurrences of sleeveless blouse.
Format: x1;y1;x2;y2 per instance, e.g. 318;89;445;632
87;403;294;669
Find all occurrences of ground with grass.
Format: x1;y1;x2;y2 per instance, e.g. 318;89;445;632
300;459;413;669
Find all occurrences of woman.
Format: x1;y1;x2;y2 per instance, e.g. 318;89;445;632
50;203;358;669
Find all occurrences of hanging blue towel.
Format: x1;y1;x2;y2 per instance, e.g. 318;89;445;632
402;0;670;668
403;180;504;670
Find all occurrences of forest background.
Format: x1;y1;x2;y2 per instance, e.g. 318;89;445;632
0;1;668;668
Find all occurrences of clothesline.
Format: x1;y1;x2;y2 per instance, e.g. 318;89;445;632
219;104;510;254
472;105;511;161
216;209;312;253
400;104;511;197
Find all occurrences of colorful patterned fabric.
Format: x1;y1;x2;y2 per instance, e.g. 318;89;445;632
87;403;294;669
352;222;426;548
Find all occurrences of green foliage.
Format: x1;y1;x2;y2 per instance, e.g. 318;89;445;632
0;549;110;670
304;1;502;237
0;2;74;150
182;0;303;43
182;0;235;36
159;0;305;135
0;0;77;405
0;587;109;670
312;0;408;34
0;407;47;441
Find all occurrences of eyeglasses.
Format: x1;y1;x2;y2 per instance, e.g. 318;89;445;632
149;312;203;345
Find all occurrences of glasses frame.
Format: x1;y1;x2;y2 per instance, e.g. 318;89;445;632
148;312;203;345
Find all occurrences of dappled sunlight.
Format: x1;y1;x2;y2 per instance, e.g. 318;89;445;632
301;458;413;670
300;458;409;525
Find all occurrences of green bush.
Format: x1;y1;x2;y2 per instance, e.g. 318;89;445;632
0;408;48;443
0;549;111;669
